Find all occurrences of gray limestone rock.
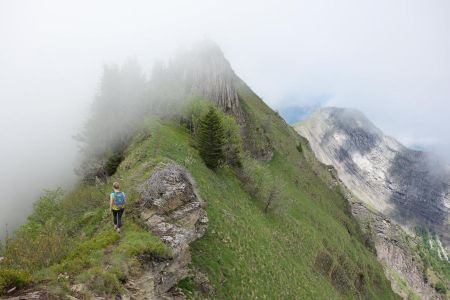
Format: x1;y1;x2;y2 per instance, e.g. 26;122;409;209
128;161;209;299
351;202;442;299
295;107;450;299
295;107;450;250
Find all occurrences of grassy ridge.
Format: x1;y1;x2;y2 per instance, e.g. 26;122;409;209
121;115;396;298
186;81;397;299
1;89;399;298
0;135;168;297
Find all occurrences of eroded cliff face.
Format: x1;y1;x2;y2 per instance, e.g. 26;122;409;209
295;107;450;299
154;41;273;161
171;40;245;123
295;107;450;250
350;200;441;299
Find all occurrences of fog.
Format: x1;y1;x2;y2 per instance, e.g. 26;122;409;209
1;0;450;236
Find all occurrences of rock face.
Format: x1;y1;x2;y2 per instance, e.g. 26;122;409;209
172;40;245;123
295;107;450;250
127;162;210;299
351;201;441;299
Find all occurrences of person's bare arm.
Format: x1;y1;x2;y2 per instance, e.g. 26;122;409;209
109;194;113;212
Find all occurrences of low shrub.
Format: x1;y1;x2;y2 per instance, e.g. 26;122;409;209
0;269;30;295
176;277;196;296
434;281;447;294
77;266;122;295
105;151;125;176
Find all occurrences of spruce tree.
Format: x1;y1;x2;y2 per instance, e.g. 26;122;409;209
198;107;225;169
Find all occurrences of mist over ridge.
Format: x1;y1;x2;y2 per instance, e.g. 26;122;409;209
2;0;450;237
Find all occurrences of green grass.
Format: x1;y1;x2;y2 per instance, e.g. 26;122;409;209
0;269;30;294
190;80;396;298
1;88;399;298
176;277;197;298
0;138;167;296
389;270;421;300
116;112;396;299
112;223;168;258
415;227;449;295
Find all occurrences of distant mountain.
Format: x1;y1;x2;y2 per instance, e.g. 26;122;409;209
295;107;450;250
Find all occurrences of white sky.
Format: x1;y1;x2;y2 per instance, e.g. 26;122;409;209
1;0;450;232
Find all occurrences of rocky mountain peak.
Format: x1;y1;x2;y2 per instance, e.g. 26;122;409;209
305;107;384;144
295;107;450;250
171;40;245;122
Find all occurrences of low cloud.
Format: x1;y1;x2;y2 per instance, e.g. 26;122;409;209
1;0;450;235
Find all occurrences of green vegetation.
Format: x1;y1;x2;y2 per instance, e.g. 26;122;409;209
0;157;168;297
128;114;395;298
0;269;29;294
238;155;282;213
180;96;212;136
296;142;303;153
389;270;421;300
176;277;197;298
198;106;225;169
434;281;447;294
221;113;243;167
0;67;400;298
105;151;125;176
415;227;449;295
187;81;397;299
182;98;242;168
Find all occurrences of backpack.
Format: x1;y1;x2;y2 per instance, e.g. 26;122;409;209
113;192;125;208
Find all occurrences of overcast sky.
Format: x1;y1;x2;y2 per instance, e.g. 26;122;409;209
1;0;450;233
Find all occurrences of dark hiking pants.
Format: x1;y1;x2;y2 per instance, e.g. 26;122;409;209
112;208;124;228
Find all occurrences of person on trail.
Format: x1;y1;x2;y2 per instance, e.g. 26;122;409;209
110;182;126;233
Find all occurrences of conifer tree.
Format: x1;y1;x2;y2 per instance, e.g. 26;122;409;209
198;107;225;169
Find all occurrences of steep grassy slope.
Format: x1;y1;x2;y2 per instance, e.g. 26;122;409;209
1;114;398;299
122;115;397;299
1;76;400;298
186;80;397;299
0;142;169;297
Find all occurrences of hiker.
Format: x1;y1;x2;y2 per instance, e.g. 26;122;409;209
110;182;126;232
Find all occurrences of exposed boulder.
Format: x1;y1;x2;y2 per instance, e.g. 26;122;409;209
126;161;209;299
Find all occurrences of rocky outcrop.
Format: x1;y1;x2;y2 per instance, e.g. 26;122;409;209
172;40;245;123
295;107;450;250
126;162;210;299
350;201;441;299
1;162;210;300
295;107;450;299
